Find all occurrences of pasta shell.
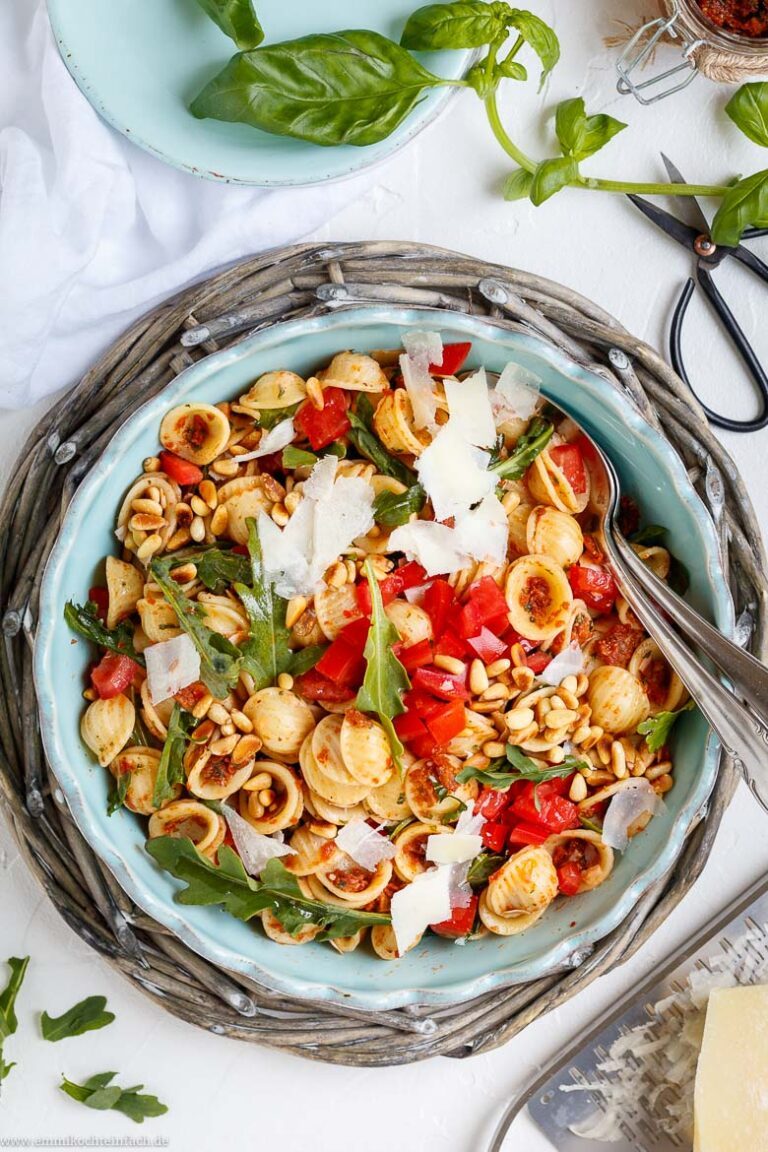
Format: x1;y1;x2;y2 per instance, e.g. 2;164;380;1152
527;445;590;514
137;584;182;642
224;487;274;546
298;732;370;807
393;821;448;883
404;756;478;824
109;746;167;816
526;506;584;568
305;790;367;825
81;694;135;767
159;403;230;466
505;553;573;642
186;753;254;800
486;846;558;918
628;638;687;715
240;370;307;410
370;923;420;959
507;501;535;555
262;908;320;945
140;678;174;741
198;592;248;638
339;709;393;788
632;543;671;581
148;798;225;857
372;389;428;456
312;714;360;786
384;600;433;646
363;765;413;822
329;929;366;954
284;826;342;877
314;857;393;907
238;760;303;834
543;830;614;893
105;556;144;630
322;352;389;393
314;584;363;640
444;709;495;758
587;665;650;734
244;687;315;763
478;891;546;936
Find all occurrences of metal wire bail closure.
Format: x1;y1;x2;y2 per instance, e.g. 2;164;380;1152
616;1;706;104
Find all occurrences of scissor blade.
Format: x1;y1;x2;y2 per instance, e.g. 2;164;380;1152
660;152;712;235
626;194;701;250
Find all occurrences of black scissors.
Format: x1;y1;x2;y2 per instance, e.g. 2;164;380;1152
628;154;768;433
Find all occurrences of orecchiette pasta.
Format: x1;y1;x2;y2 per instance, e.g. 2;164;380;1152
81;695;135;767
505;554;573;641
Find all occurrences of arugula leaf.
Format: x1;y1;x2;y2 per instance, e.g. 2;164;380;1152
347;398;419;486
505;8;560;86
355;560;411;772
457;743;588;789
629;524;667;546
637;701;695;753
555;98;626;161
503;168;535;201
41;996;115;1042
725;82;768;149
151;561;242;700
490;417;554;480
234;517;295;691
191;30;445;147
711;169;768;247
60;1072;168;1123
64;601;144;666
372;483;426;527
0;957;28;1083
146;838;389;940
467;852;505;886
287;645;326;678
580;814;603;834
401;2;510;50
257;402;301;431
185;547;251;594
530;157;578;205
152;704;194;809
282;446;318;470
107;770;132;817
193;0;263;50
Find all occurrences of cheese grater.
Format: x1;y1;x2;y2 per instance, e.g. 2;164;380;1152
489;872;768;1152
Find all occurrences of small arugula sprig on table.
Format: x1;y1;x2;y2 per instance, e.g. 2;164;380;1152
60;1072;168;1124
355;559;411;773
458;743;588;790
0;956;29;1084
41;996;115;1043
189;1;768;247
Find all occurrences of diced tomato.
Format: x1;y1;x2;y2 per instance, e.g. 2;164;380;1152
355;572;403;615
232;544;248;556
294;387;351;451
88;586;109;623
91;653;139;700
399;639;433;674
642;657;671;707
396;561;428;590
549;444;587;495
402;688;443;717
475;787;511;820
423;579;455;637
429;341;472;377
595;623;643;668
557;862;583;896
411;732;440;759
526;651;552;674
508;822;550;848
315;640;365;688
158;450;204;487
582;534;605;564
466;627;507;663
338;617;371;651
433;628;468;661
255;450;284;476
425;699;466;746
458;577;509;638
568;565;619;614
481;822;508;853
412;666;469;701
430;894;479;938
510;781;579;833
394;712;431;744
294;668;355;703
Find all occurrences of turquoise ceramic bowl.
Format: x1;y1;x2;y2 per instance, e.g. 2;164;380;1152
46;0;471;186
35;307;731;1010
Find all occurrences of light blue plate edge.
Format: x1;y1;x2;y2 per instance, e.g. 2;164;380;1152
45;1;472;188
34;306;733;1010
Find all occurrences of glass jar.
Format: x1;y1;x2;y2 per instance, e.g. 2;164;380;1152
616;0;768;105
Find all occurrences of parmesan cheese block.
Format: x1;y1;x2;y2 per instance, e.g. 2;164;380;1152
694;984;768;1151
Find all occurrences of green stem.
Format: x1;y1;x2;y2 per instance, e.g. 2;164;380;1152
485;91;536;174
581;176;730;197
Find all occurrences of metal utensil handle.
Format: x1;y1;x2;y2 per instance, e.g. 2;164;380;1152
615;2;704;105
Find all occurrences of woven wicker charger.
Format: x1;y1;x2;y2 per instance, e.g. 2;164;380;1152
2;241;766;1067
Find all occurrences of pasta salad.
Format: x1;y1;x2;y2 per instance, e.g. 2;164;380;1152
65;332;689;959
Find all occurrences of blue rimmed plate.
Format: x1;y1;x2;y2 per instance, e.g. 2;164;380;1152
46;0;471;186
35;307;732;1010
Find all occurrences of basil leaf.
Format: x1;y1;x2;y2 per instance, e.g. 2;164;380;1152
258;402;300;431
0;957;29;1083
146;838;390;939
505;8;560;86
637;700;694;753
288;644;326;678
234;517;295;691
152;704;194;809
457;743;588;788
355;559;411;771
191;30;445;147
467;852;505;886
373;483;426;527
193;0;263;50
555;97;626;161
64;601;144;666
60;1073;168;1123
503;168;534;201
347;407;418;487
401;1;509;50
282;446;318;470
151;561;242;699
711;169;768;247
530;156;578;206
725;82;768;148
41;996;115;1042
490;417;553;480
107;769;131;817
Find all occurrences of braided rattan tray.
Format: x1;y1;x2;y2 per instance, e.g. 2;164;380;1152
2;241;766;1067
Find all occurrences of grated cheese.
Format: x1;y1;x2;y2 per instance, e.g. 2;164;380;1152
335;818;397;871
602;779;664;851
145;634;201;704
443;368;496;448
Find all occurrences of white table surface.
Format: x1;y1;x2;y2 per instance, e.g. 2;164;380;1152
3;2;768;1148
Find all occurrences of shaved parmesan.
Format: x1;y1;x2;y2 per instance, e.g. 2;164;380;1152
336;818;396;870
388;520;473;577
258;506;312;599
403;329;443;368
453;493;509;567
223;806;292;877
416;423;495;522
447;862;474;909
444;368;496;448
400;352;438;433
426;832;483;865
455;807;485;836
302;453;338;501
492;361;541;422
538;641;585;686
602;779;664;851
145;634;200;704
312;475;375;579
391;866;452;955
233;418;295;462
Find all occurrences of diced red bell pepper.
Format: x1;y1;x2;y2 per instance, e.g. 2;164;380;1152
557;862;583;896
399;638;434;674
549;444;587;495
88;586;109;623
394;712;430;743
412;666;469;701
481;822;508;853
458;576;509;638
91;653;139;700
255;450;285;476
423;579;455;638
526;651;553;674
294;386;351;451
466;627;508;663
433;628;468;661
568;565;619;614
508;822;550;848
425;699;466;745
430;893;479;938
338;617;371;651
158;450;204;487
475;787;511;821
294;668;355;703
429;341;472;377
396;561;428;590
510;781;579;833
315;640;365;688
402;688;443;717
355;572;403;615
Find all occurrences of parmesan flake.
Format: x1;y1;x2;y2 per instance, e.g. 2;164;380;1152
145;634;201;704
223;806;293;877
443;368;496;448
233;418;295;462
390;866;452;955
335;818;397;870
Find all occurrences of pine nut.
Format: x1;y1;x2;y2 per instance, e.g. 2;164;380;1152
136;533;163;564
559;689;580;710
212;458;239;477
191;719;215;743
308;819;337;839
271;504;290;527
486;658;511;678
345;559;357;583
580;725;604;751
645;760;672;781
190;495;209;518
597;736;613;766
246;771;273;792
220;722;236;737
284;490;302;515
285;596;308;629
165;527;191;551
575;673;590;696
506;707;535;731
192;693;214;719
132;498;163;516
199;479;218;509
232;735;262;764
560;674;578;695
326;561;347;588
652;773;674;794
169;563;197;584
481;683;509;702
511;666;535;691
277;672;294;691
259;789;276;807
482;740;506;758
207;702;230;726
546;745;565;765
501;489;521;514
144;456;161;473
229;443;249;456
175;502;193;527
469;659;489;695
129;512;166;533
231;709;253;734
210;734;239;757
83;687;96;701
509;642;527;667
190;515;206;543
569;774;588;802
463;753;491;770
571;724;592;745
545;708;579;728
248;800;265;818
210;505;228;535
306;376;325;410
434;654;465;676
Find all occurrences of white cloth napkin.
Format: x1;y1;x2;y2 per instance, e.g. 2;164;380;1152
0;0;371;409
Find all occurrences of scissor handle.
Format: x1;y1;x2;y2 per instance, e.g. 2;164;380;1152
670;274;768;433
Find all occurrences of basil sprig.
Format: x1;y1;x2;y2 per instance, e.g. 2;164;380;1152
466;852;505;886
490;416;553;481
194;0;263;50
60;1071;168;1124
373;483;426;527
0;956;29;1083
41;996;115;1043
355;560;411;773
457;743;588;789
64;601;144;666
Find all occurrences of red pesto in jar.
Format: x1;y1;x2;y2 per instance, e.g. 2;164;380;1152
697;0;768;37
